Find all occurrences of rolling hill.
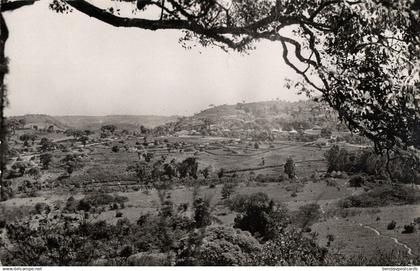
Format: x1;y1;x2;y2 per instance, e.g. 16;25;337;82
54;115;179;130
9;114;69;130
164;99;336;132
7;114;179;131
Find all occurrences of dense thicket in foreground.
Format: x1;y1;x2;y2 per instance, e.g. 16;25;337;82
1;190;419;266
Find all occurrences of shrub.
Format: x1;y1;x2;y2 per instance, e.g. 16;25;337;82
231;192;289;240
84;193;128;207
387;220;396;230
338;185;420;208
34;202;51;215
64;196;78;212
112;146;120;153
326;179;338;187
2;216;134;265
256;228;330;265
324;146;419;184
77;199;92;212
0;180;14;201
201;166;212;179
39;153;52;169
326;234;335;247
284;158;296;179
221;183;236;200
111;203;119;210
193;197;211;228
116;211;123;218
217;168;225;179
178;157;199;179
27;167;41;179
348;175;365;187
177;226;261;266
402;224;416;234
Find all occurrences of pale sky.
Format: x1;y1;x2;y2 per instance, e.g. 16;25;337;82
4;1;304;117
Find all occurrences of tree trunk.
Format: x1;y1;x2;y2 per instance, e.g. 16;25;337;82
0;13;9;201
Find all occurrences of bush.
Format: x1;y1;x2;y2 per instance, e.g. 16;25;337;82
338;185;420;208
27;167;41;179
217;168;225;179
77;199;92;212
84;193;128;207
193;197;211;228
402;224;416;234
221;183;236;200
256;228;330;265
348;175;365;187
111;203;119;210
326;234;335;247
116;211;123;218
387;220;396;230
64;196;78;212
2;216;138;265
39;153;53;170
231;192;289;240
326;179;338;187
178;157;198;179
112;146;120;152
177;226;261;266
324;146;419;184
284;158;296;179
34;202;51;215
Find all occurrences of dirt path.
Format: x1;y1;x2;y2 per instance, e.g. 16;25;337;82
359;223;414;256
314;199;415;259
320;203;415;257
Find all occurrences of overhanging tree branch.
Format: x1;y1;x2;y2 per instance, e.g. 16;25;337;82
1;0;39;12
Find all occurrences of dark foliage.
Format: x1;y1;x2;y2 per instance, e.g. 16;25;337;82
230;192;289;241
339;185;420;208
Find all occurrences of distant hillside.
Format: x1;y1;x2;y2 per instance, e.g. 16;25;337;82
164;99;337;133
9;114;69;130
54;115;179;130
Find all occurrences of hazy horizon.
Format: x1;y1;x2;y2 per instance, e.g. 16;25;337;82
4;1;306;117
6;97;309;118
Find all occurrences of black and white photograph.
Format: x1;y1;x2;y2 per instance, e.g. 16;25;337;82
0;0;419;268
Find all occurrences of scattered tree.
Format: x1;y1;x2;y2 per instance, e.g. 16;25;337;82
40;153;53;169
284;158;296;179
